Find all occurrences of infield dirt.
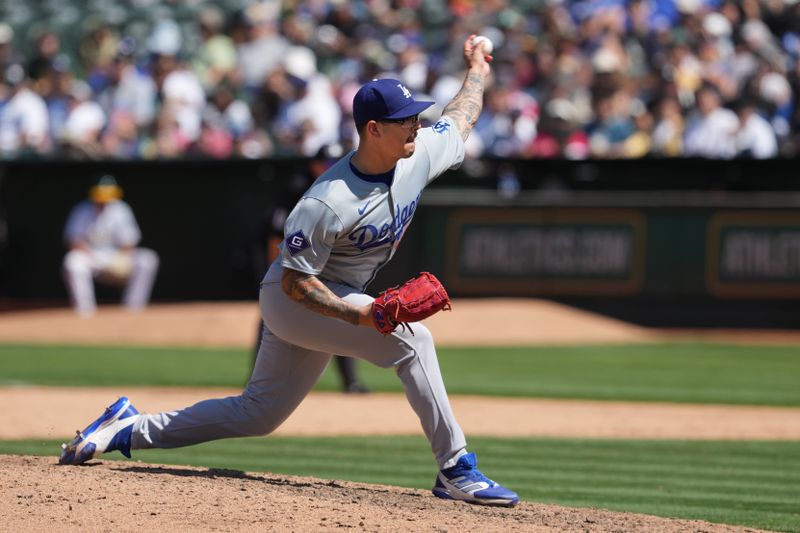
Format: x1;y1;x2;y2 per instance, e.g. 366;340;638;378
2;454;774;533
0;299;794;532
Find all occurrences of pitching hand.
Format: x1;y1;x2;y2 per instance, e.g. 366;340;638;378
464;34;492;77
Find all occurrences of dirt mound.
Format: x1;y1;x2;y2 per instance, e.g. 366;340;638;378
1;455;767;533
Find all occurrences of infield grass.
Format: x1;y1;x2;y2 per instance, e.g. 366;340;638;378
1;341;799;405
3;436;799;532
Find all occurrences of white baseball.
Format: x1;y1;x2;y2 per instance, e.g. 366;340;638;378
471;35;494;55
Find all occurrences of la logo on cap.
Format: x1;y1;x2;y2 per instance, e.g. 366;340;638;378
397;83;411;99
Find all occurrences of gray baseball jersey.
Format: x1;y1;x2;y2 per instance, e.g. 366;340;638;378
263;116;464;290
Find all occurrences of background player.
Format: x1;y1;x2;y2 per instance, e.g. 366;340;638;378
59;35;518;507
62;175;159;316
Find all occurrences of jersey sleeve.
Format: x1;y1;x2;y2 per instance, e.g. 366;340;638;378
415;116;465;184
279;197;343;275
63;203;87;245
114;202;142;247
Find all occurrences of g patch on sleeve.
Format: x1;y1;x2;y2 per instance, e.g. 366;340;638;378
286;230;310;255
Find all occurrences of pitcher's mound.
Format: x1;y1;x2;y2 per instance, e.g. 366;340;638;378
0;455;765;533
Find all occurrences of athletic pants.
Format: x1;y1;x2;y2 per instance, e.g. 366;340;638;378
131;279;467;469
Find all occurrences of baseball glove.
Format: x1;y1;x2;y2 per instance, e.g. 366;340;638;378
371;272;452;335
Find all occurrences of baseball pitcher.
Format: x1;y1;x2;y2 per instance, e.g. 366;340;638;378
59;35;517;507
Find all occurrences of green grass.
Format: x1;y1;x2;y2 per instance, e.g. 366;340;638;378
1;342;799;405
4;436;799;532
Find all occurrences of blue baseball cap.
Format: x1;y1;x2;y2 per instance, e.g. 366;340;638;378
352;79;434;127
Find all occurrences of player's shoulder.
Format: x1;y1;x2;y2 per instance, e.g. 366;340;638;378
304;155;368;203
291;162;354;223
419;116;458;140
73;199;94;209
67;200;93;219
106;199;133;210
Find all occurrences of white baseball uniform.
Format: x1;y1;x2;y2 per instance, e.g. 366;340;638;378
63;199;159;315
132;117;468;468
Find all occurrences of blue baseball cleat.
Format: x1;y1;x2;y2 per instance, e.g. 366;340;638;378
432;452;519;507
59;397;139;465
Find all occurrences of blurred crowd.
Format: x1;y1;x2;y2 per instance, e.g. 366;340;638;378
0;0;798;161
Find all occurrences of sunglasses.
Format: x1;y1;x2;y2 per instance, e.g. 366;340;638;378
380;114;420;128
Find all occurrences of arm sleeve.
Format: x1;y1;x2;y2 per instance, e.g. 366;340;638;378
114;202;142;247
415;116;466;184
63;204;84;245
279;197;343;275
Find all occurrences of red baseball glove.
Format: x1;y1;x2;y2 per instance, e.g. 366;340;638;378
371;272;452;335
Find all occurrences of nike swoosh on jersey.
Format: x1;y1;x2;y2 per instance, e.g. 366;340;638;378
357;200;371;215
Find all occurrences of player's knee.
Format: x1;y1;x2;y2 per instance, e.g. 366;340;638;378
133;248;159;272
245;418;281;437
238;395;283;436
63;250;91;274
407;323;434;350
394;323;435;370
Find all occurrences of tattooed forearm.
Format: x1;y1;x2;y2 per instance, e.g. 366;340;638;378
281;268;361;325
442;70;486;141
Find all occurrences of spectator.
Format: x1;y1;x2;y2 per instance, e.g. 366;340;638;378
203;82;264;158
651;94;685;156
0;22;17;69
0;63;50;156
61;80;107;159
736;99;778;158
757;69;793;148
93;38;157;131
192;7;238;92
471;85;539;158
79;21;120;77
101;110;143;159
26;30;62;84
622;101;655;158
528;96;589;159
273;46;342;156
2;1;800;159
234;2;289;94
683;83;740;158
149;22;206;152
188;114;234;159
587;91;636;158
62;175;159;316
150;107;187;159
42;57;75;148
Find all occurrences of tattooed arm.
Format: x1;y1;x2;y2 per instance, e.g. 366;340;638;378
281;267;373;327
442;34;493;141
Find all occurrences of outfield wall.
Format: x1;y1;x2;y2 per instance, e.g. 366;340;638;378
1;159;798;327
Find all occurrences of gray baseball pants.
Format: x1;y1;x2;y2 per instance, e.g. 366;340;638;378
131;279;467;469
